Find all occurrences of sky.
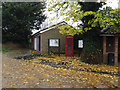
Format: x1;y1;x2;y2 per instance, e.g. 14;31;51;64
32;0;119;34
102;0;119;9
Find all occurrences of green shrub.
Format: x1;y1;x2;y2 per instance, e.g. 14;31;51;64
80;50;103;64
74;29;103;64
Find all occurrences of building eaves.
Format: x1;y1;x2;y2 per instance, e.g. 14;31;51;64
32;21;67;37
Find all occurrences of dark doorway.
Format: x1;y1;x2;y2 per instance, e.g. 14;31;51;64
39;36;41;51
108;53;114;66
106;36;115;52
118;37;120;63
67;39;72;55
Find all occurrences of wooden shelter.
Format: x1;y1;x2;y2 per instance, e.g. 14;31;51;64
100;25;120;66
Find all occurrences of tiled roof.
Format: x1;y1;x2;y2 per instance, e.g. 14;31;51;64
100;25;119;34
32;21;67;37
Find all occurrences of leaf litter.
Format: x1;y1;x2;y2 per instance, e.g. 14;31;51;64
2;52;120;88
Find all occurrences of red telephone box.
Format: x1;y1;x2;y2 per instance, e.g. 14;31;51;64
65;35;74;57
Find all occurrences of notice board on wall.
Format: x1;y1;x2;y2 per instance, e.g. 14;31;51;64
48;39;60;56
78;40;83;48
49;39;59;47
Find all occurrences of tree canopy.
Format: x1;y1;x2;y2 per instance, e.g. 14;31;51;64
2;2;46;46
48;0;119;35
84;7;120;32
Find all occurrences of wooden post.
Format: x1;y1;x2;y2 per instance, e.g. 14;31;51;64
115;36;118;66
103;36;107;64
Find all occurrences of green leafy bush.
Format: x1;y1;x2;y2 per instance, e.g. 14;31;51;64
0;48;12;53
80;50;103;64
74;30;103;64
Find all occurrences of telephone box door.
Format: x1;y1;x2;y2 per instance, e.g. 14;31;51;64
65;35;74;57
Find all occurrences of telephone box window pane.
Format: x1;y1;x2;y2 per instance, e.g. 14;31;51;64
67;39;72;55
106;36;115;52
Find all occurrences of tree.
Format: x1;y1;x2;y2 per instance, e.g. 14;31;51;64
48;0;119;34
84;7;120;32
48;1;106;34
2;2;46;47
